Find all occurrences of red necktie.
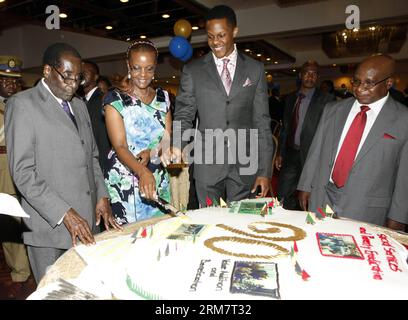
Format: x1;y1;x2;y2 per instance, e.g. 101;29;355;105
332;105;370;188
288;93;305;147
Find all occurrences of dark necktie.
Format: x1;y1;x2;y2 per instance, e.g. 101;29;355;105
61;100;78;130
332;105;370;188
288;93;305;147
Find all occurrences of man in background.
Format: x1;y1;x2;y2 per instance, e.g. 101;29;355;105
276;60;335;210
0;56;32;296
82;60;111;173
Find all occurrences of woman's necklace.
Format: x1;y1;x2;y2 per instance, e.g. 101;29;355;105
131;87;153;104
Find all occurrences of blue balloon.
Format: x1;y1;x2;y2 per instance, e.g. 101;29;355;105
180;43;193;62
169;36;190;59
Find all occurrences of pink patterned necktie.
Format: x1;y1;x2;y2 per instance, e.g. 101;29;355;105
221;58;232;95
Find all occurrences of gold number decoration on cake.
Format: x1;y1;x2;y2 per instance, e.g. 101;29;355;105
204;222;306;259
204;236;289;259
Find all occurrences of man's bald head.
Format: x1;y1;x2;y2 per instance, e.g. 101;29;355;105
352;54;395;105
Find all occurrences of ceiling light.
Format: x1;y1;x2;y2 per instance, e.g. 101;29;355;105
140;35;147;39
105;25;113;30
369;26;376;31
162;14;170;19
266;58;271;61
192;26;199;30
244;49;250;52
0;0;5;3
332;64;337;67
342;32;346;36
59;13;68;18
274;61;278;64
172;75;176;79
126;37;131;41
353;28;359;32
256;53;262;57
120;0;129;3
292;69;296;72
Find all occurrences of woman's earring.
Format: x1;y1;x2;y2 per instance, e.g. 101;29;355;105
152;75;155;80
127;73;131;79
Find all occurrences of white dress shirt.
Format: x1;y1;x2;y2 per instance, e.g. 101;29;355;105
85;86;98;102
212;44;238;81
330;93;389;183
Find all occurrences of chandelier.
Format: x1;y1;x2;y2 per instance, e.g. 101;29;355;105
322;24;407;58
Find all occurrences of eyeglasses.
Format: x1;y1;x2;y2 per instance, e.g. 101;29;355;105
52;66;84;85
350;76;390;89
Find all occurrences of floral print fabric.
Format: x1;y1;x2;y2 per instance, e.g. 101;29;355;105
103;88;171;224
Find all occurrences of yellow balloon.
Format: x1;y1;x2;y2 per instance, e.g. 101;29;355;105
174;19;192;38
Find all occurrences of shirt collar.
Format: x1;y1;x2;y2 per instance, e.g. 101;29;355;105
212;44;238;66
298;87;315;99
359;92;389;116
41;78;63;105
85;86;98;102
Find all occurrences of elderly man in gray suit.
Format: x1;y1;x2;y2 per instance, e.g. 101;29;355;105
298;54;408;231
163;5;273;205
5;43;121;283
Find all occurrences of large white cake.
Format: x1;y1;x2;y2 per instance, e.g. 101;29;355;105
121;199;408;300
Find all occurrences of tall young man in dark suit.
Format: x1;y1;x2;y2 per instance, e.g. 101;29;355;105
276;61;335;210
298;55;408;231
163;5;273;206
82;60;111;173
5;43;121;283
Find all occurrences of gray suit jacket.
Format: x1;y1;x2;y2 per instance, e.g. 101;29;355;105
5;82;108;249
174;51;273;185
298;96;408;226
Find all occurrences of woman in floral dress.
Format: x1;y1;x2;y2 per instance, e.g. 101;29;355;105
103;40;171;224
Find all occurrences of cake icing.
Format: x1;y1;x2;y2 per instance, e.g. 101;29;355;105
122;199;408;300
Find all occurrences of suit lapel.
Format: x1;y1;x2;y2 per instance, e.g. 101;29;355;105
203;53;227;97
300;89;319;135
353;97;398;165
228;53;247;99
38;82;80;136
330;98;354;166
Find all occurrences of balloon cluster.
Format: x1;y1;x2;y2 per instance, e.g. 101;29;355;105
169;19;193;62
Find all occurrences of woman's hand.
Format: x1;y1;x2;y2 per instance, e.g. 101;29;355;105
136;149;150;166
139;168;157;200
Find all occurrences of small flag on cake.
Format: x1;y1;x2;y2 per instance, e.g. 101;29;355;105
157;249;161;261
325;204;336;218
165;243;170;257
260;202;268;217
220;197;228;208
306;212;317;225
212;197;219;207
206;196;213;207
316;207;326;220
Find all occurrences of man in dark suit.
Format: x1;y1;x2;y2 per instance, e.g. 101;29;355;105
276;61;335;210
5;43;121;283
82;60;111;173
298;54;408;231
163;5;273;205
